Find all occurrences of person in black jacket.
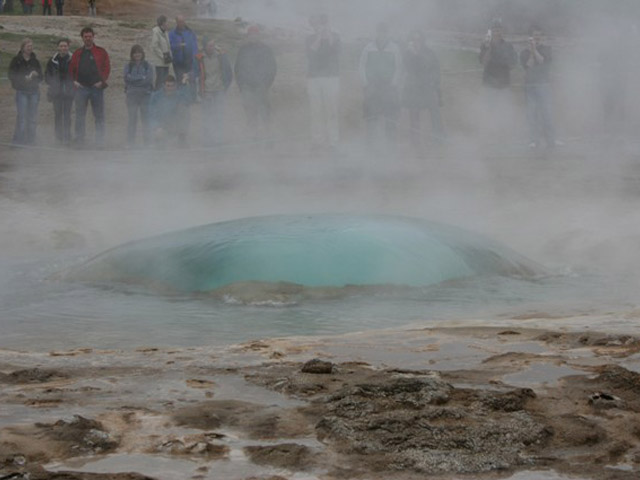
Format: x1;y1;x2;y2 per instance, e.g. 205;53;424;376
8;38;43;145
402;30;444;149
234;25;276;144
45;38;74;145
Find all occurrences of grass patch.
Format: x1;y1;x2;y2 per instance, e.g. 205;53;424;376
117;21;150;30
0;31;61;47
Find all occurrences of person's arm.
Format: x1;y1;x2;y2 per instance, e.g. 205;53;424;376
479;42;491;65
34;59;43;83
266;46;277;87
391;43;403;89
221;53;232;90
44;58;54;85
150;28;163;61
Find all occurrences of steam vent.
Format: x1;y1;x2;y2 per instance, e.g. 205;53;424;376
66;215;541;293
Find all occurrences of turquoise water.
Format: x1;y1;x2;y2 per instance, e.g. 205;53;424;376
65;215;540;292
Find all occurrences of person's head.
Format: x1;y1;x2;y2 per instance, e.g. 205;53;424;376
157;15;168;30
205;38;216;56
57;38;70;56
130;44;145;62
529;25;543;44
408;30;424;49
80;27;95;48
490;19;503;40
376;23;390;44
176;15;186;30
163;74;177;94
20;38;33;56
247;25;261;42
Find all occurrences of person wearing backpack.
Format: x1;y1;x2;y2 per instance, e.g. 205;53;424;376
124;44;154;147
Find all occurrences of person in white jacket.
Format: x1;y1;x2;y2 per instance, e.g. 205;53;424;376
150;15;172;90
359;23;403;150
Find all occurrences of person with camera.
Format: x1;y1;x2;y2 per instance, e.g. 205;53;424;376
520;26;558;149
169;15;198;100
8;37;43;145
479;19;516;90
150;15;172;90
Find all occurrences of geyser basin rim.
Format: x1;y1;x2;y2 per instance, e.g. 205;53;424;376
65;214;543;293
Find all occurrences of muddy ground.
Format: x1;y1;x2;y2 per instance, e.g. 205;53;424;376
2;326;640;479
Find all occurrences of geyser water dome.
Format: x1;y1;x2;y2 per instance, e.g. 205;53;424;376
66;215;542;293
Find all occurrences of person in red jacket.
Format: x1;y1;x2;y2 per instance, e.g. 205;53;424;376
42;0;52;15
69;26;110;148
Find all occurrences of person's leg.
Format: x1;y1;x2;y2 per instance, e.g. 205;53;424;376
74;87;89;145
307;77;323;147
140;94;150;146
525;86;540;146
62;96;72;144
91;88;105;147
409;108;421;148
26;91;39;144
537;83;556;147
155;66;168;91
53;97;63;142
126;95;138;146
326;77;340;148
428;104;445;144
13;91;28;145
241;89;259;140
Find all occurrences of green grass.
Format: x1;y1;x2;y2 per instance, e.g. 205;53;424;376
117;21;150;30
0;31;61;47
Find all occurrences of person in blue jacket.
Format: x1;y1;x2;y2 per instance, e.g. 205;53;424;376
149;74;191;147
169;15;198;99
124;44;154;147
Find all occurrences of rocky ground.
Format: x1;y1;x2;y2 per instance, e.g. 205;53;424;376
2;326;640;479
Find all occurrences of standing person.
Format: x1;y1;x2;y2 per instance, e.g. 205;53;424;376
124;44;153;147
478;19;516;138
42;0;51;15
402;30;444;149
69;27;110;148
195;38;232;146
306;13;341;153
234;25;277;145
150;15;172;90
23;0;33;14
87;0;96;16
149;74;191;147
520;26;557;150
45;38;74;145
359;23;402;151
8;38;43;145
479;20;516;89
54;0;63;15
169;15;198;98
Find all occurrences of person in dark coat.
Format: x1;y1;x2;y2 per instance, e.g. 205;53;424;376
169;15;198;99
479;20;516;89
124;44;154;147
359;23;402;150
8;38;43;145
42;0;52;15
402;30;444;148
234;25;277;143
45;38;74;145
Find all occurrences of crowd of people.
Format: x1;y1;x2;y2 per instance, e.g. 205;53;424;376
5;13;568;153
0;0;87;16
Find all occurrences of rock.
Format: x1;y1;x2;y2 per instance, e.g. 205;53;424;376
301;359;334;374
244;443;315;470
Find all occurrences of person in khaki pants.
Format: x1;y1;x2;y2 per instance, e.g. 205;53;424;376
150;15;172;90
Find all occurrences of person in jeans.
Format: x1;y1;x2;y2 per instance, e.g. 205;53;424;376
149;74;191;147
306;13;341;153
42;0;51;15
520;26;557;149
69;26;110;148
195;38;232;146
124;44;153;147
8;38;43;145
150;15;172;90
54;0;63;15
45;38;74;145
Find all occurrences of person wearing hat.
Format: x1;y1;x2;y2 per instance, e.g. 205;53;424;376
234;25;277;145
